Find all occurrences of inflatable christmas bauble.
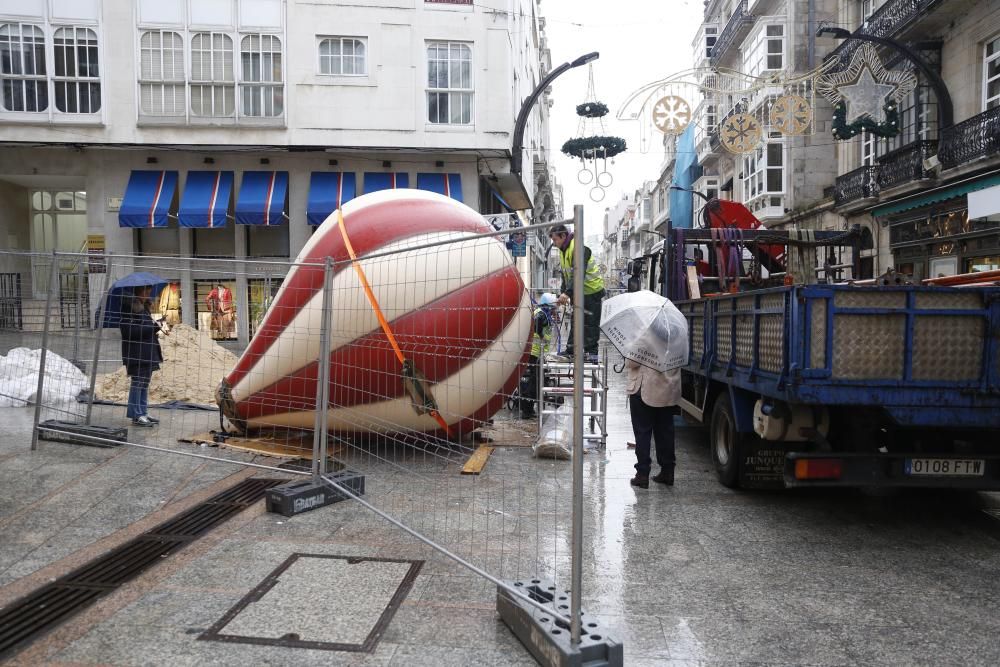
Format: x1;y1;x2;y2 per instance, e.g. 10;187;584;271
217;189;531;437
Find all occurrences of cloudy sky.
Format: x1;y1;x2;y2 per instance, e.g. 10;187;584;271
541;0;705;233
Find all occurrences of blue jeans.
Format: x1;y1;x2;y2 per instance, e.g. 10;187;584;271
629;393;677;476
126;369;151;419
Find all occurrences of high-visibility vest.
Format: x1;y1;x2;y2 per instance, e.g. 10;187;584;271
559;239;604;295
530;308;552;357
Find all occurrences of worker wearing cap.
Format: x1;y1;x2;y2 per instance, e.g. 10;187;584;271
519;293;557;419
549;224;605;362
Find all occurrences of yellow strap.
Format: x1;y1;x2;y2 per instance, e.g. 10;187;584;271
336;209;453;437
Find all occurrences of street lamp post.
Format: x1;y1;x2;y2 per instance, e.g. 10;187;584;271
816;26;953;129
510;52;599;176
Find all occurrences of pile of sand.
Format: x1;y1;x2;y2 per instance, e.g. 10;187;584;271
97;323;238;406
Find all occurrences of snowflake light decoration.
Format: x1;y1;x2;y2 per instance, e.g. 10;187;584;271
769;94;812;135
720;113;762;154
652;95;691;134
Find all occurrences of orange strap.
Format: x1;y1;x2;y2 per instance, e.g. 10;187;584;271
336;209;453;437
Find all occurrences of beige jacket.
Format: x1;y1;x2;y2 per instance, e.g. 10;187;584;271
625;360;681;408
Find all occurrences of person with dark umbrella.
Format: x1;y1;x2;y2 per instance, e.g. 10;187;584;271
119;286;164;427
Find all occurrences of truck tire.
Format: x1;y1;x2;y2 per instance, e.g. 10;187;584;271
710;396;742;488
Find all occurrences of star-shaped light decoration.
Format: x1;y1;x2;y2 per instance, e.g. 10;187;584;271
816;44;916;139
837;67;897;123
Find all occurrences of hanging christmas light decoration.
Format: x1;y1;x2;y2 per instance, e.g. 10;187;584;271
816;43;916;140
561;64;627;202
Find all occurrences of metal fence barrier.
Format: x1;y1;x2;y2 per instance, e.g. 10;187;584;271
0;206;621;664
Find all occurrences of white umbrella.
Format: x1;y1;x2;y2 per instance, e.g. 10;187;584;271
599;290;689;372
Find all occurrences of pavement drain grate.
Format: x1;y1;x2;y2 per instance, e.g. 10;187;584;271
199;554;423;652
0;477;284;660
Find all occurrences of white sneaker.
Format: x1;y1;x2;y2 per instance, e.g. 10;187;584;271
131;416;155;427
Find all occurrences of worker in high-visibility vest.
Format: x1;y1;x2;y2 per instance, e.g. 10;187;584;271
549;224;605;363
519;292;557;419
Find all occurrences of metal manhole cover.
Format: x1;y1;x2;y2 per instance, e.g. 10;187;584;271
199;554;423;652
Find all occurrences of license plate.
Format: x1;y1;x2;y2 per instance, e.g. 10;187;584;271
904;458;985;477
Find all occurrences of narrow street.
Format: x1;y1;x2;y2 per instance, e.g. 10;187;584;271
2;360;999;665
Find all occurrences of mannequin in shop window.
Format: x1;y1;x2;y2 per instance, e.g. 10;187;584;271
207;283;235;339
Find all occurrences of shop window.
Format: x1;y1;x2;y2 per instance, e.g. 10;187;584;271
967;255;1000;273
248;277;281;338
154;280;182;326
195;279;237;340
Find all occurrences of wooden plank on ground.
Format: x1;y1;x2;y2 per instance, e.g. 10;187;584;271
178;431;341;460
461;445;494;475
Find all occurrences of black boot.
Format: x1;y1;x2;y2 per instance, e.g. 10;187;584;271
630;474;649;489
652;466;674;486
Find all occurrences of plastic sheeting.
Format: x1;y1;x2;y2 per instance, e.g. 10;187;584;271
0;348;88;407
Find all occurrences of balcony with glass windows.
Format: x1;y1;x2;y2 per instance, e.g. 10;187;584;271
938;107;1000;170
876;140;938;190
827;0;947;67
709;0;754;67
834;165;880;207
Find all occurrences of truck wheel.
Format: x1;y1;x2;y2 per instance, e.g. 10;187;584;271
710;396;742;488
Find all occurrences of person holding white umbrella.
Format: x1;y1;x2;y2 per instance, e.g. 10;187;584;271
625;361;681;488
600;290;689;488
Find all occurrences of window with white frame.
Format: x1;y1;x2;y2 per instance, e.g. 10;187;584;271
240;34;282;117
743;24;784;78
704;25;717;59
319;37;366;76
985;35;1000;110
190;32;234;117
427;41;472;125
741;140;784;204
0;23;47;112
860;0;886;22
53;27;100;113
139;30;184;116
861;131;877;166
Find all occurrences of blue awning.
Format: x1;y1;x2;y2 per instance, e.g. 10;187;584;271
416;173;463;201
363;172;409;193
307;172;357;226
235;171;289;225
119;170;178;228
178;171;234;228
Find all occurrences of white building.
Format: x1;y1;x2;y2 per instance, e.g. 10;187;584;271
692;0;839;228
0;0;553;343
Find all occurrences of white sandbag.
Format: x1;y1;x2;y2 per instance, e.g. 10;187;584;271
533;404;572;460
0;348;88;407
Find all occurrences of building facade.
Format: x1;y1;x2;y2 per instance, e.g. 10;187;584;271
693;0;840;228
0;0;553;343
830;0;1000;281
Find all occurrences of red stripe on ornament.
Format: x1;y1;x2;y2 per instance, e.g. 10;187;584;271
231;266;524;421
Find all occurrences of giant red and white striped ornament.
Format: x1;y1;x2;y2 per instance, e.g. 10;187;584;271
217;189;531;437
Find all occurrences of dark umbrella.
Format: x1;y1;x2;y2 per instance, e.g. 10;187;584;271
100;272;168;328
